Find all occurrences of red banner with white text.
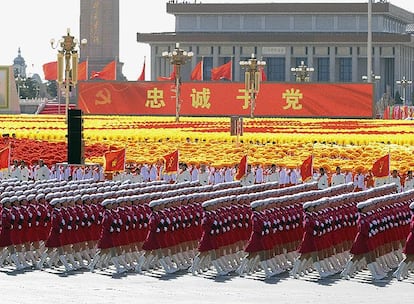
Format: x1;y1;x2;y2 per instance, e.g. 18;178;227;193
78;82;373;118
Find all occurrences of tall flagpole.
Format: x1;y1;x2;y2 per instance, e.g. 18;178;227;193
115;57;118;81
367;0;372;83
231;56;233;82
201;56;204;81
86;56;89;80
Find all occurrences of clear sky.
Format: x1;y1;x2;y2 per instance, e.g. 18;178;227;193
1;0;413;81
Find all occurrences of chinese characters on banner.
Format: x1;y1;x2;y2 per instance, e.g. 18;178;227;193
78;82;373;118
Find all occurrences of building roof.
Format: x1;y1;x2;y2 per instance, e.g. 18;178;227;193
166;2;414;23
137;31;412;44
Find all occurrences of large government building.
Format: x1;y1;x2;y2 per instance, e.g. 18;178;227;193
137;1;414;102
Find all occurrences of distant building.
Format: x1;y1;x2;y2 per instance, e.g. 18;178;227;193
13;47;27;78
137;1;414;102
80;0;126;80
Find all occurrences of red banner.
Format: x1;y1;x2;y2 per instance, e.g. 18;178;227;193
78;82;373;118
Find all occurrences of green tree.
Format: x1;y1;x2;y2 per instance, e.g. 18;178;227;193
46;80;58;98
394;91;403;105
18;77;39;99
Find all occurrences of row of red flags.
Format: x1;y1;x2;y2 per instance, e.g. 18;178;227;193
157;59;266;82
0;145;391;179
42;58;266;82
299;154;390;182
42;60;117;81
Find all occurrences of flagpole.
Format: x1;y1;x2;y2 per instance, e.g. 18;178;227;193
123;147;127;172
143;56;146;81
177;149;180;173
115;57;117;81
7;143;11;178
201;56;204;81
86;57;89;80
388;147;391;181
231;56;233;82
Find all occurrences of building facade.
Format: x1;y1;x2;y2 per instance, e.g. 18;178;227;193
137;1;414;102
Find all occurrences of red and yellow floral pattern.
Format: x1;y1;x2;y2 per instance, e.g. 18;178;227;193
0;115;413;173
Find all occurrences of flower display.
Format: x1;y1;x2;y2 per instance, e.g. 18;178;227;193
0;115;413;173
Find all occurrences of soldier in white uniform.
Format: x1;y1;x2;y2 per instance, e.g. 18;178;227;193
290;167;299;185
35;159;50;181
255;164;264;184
191;164;199;182
176;162;191;183
345;170;353;184
389;169;402;192
240;165;255;186
317;167;328;189
10;160;22;180
140;164;150;182
353;170;365;191
331;166;345;186
198;164;209;186
132;167;144;183
266;164;279;183
224;166;233;183
20;161;30;181
149;164;158;181
404;170;414;191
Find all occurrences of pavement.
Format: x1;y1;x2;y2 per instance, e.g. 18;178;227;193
0;265;413;304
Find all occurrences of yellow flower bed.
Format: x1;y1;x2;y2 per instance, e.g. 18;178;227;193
1;115;413;173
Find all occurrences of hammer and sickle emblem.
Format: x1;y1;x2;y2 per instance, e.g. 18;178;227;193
111;159;117;168
95;88;112;105
168;158;174;169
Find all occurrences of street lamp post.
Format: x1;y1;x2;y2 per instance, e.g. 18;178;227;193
396;76;413;106
50;28;87;122
363;72;381;114
291;61;314;82
362;72;381;82
162;43;193;122
239;54;266;118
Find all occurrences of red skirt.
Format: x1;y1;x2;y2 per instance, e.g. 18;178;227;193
403;232;414;255
45;230;62;248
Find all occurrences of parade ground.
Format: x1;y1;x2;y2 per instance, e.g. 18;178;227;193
1;267;412;304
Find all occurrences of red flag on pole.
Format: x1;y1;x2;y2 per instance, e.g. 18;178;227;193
78;60;88;81
157;66;176;81
191;60;203;81
91;60;116;80
104;148;126;172
371;154;390;178
42;61;57;81
235;155;248;180
0;146;11;170
211;60;232;81
300;155;313;182
138;58;146;81
163;150;179;173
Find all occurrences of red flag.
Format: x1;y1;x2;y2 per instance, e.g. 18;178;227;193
235;155;248;180
163;150;179;173
300;155;313;182
371;154;390;178
0;146;10;170
78;60;88;81
211;60;232;81
138;58;146;81
43;61;57;81
191;60;203;81
91;60;116;80
104;148;126;172
260;66;267;82
157;66;176;81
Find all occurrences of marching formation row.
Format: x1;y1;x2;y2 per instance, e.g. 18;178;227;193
0;177;413;282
